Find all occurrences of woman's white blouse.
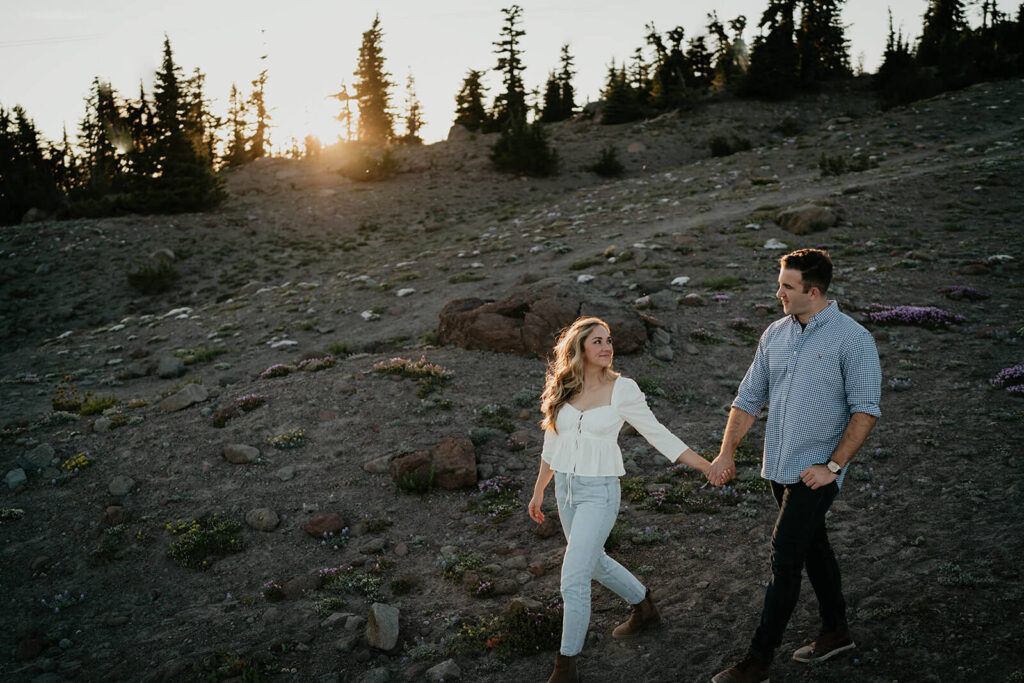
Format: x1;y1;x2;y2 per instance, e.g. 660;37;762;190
540;376;688;477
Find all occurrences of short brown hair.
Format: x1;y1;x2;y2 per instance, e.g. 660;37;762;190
780;248;833;294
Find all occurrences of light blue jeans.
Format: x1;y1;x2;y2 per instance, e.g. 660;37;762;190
554;472;647;656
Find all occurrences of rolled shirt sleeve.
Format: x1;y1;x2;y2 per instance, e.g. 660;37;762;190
732;329;772;417
842;329;882;418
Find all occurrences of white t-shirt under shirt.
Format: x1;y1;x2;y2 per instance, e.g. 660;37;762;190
540;376;689;477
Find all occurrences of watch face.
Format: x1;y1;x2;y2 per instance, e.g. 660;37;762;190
827;461;841;474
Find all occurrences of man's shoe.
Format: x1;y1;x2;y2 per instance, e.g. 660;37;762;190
792;629;856;663
710;653;770;683
611;588;660;639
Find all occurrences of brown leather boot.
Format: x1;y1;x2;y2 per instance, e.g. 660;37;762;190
546;652;579;683
611;588;661;639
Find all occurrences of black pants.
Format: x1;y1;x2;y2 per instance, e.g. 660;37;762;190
749;480;847;661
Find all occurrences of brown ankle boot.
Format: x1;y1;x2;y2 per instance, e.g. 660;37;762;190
546;652;579;683
612;588;661;639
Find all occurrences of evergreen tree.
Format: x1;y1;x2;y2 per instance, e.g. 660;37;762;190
330;83;355;141
400;73;424;144
742;0;799;98
540;72;563;122
601;62;644;125
918;0;968;69
123;81;156;181
557;44;577;118
353;14;395;144
454;70;490;131
489;116;558;176
0;106;59;224
51;125;80;198
492;5;528;128
686;35;715;89
224;84;249;166
78;78;125;197
247;68;271;159
147;36;223;212
797;0;851;86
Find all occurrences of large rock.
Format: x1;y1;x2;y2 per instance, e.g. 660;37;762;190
156;356;185;379
5;468;26;490
301;513;345;538
436;279;647;356
366;603;400;650
774;204;837;235
24;443;55;470
222;444;258;464
425;659;461;682
389;434;476;490
158;383;208;412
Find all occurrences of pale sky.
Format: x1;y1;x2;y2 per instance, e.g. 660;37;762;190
0;1;988;149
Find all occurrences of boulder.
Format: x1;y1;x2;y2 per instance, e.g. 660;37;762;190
156;356;185;379
774;204;837;235
301;513;345;538
24;443;55;470
366;603;400;650
222;444;259;464
436;279;647;356
425;659;461;682
5;468;26;490
158;383;208;412
389;434;476;490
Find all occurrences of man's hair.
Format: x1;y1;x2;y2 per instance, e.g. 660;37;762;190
780;248;833;294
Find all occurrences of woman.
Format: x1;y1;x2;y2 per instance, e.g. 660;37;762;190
529;317;710;683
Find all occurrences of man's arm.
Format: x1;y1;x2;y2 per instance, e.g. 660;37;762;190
799;412;878;489
708;407;756;486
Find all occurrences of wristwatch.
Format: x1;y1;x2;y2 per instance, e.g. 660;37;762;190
825;460;842;474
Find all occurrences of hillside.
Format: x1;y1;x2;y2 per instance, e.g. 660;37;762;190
1;78;1023;682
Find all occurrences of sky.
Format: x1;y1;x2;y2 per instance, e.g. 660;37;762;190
0;1;990;149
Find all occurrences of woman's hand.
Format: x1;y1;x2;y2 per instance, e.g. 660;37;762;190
528;491;545;523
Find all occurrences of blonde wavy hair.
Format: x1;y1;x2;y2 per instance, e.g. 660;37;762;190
540;317;619;433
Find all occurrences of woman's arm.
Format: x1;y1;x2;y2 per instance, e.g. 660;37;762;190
676;447;711;476
528;458;554;523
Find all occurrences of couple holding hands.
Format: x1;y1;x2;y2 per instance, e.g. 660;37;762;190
528;249;882;683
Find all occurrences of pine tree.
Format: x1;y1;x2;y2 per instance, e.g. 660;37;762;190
0;106;59;224
797;0;851;86
492;5;528;128
601;62;644;125
400;73;424;144
148;36;223;212
540;72;563;122
353;14;395;145
686;35;715;89
557;44;577;119
78;78;125;196
329;83;355;141
123;81;156;182
247;68;271;159
453;70;490;131
918;0;968;68
224;84;249;166
743;0;799;98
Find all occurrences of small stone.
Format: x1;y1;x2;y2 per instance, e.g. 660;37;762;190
93;417;113;433
31;555;51;572
362;455;392;474
681;293;704;307
652;345;674;362
366;603;400;650
105;615;131;627
528;561;545;577
158;383;209;412
533;516;560;538
320;612;347;629
503;555;529;570
345;615;367;631
394;542;409;557
360;537;387;554
5;468;27;490
108;475;135;496
275;465;296;481
425;659;461;682
104;505;129;525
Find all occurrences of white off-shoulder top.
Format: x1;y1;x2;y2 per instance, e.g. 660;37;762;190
540;376;689;477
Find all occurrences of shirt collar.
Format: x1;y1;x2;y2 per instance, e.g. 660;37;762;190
788;300;839;329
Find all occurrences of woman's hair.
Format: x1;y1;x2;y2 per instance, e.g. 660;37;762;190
540;317;619;433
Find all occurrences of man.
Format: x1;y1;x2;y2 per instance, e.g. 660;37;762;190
707;248;882;683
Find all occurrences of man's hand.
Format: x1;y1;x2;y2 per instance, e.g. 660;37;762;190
707;454;736;487
800;464;837;490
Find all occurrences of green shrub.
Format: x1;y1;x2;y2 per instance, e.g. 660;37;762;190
589;145;625;178
490;119;559;177
438;549;486;582
703;275;741;290
395;466;435;495
79;393;118;416
476;404;514;433
320;566;384;601
166;516;244;570
126;260;180;295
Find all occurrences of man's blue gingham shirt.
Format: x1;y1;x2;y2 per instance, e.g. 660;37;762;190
733;301;882;488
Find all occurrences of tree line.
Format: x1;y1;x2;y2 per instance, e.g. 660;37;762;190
2;1;1022;224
